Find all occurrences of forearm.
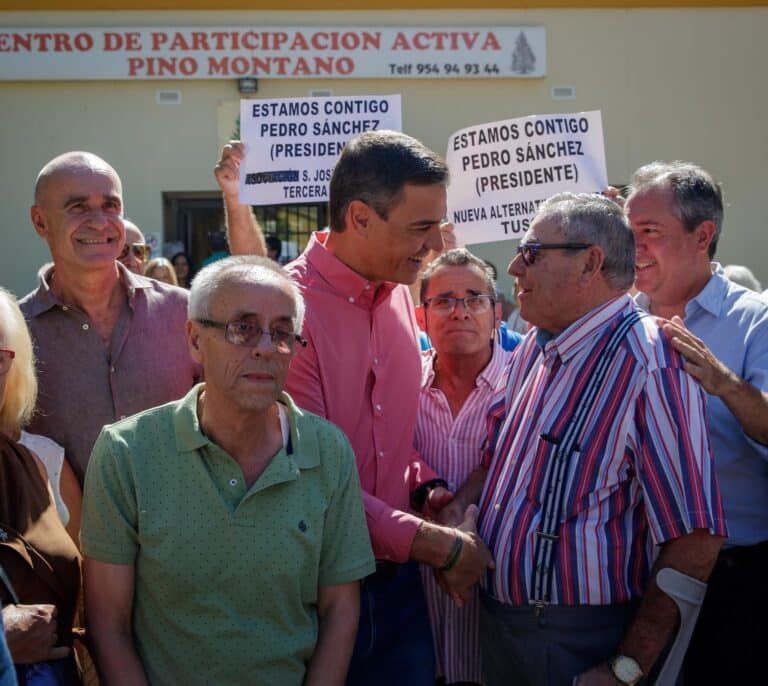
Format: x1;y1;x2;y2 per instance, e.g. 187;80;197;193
88;627;148;686
223;195;266;256
453;465;488;512
304;584;360;686
617;529;724;673
409;519;456;568
720;376;768;444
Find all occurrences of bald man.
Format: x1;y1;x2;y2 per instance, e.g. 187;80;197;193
19;151;200;482
118;219;151;275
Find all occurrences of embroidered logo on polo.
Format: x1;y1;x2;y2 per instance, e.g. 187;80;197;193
298;520;307;532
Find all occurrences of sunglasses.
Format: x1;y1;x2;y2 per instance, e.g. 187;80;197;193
516;242;593;266
118;243;151;261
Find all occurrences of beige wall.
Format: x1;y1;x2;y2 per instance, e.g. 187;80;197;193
2;7;767;298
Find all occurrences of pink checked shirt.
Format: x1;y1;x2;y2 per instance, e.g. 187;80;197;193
286;233;438;562
415;343;511;684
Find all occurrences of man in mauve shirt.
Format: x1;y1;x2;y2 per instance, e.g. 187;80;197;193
216;131;494;686
19;151;203;482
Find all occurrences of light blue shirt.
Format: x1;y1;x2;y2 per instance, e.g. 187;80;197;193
637;264;768;546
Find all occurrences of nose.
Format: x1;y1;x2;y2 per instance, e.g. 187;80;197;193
424;223;444;253
248;330;276;356
449;299;471;318
508;252;525;277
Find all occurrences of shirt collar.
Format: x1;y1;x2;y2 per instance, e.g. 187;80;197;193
536;294;634;363
421;341;507;390
23;261;152;317
634;262;727;319
172;384;320;469
304;231;396;307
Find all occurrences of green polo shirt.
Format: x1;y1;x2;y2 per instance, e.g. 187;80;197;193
81;384;374;686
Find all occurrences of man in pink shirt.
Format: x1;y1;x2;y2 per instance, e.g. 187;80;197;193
216;131;494;686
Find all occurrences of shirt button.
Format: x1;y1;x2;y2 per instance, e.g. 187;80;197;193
348;296;355;303
229;478;238;487
61;305;69;311
374;358;379;365
119;415;126;420
378;451;384;457
494;503;501;511
364;284;371;290
110;366;115;373
375;404;382;412
82;323;89;331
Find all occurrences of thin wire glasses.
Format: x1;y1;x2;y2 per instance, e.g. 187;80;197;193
423;294;495;315
196;319;307;355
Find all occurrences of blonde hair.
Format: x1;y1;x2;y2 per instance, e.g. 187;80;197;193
145;257;179;286
0;287;38;437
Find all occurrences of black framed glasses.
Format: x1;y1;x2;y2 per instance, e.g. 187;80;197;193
118;243;151;261
0;348;15;374
516;242;593;266
196;318;307;355
423;294;495;315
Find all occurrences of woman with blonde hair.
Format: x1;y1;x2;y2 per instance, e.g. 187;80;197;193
0;286;82;683
144;257;179;286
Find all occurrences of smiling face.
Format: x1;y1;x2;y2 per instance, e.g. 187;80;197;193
188;276;297;415
119;221;148;275
422;264;498;358
31;159;124;273
507;217;588;335
625;186;713;312
356;182;447;284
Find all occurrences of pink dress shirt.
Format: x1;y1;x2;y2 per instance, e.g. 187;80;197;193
287;232;438;562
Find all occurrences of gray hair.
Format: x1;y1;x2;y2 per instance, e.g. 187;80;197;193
534;192;635;291
628;161;724;259
723;264;762;292
328;130;448;232
419;248;496;303
189;255;305;333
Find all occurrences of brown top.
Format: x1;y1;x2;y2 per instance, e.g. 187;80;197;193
0;433;81;646
19;263;201;482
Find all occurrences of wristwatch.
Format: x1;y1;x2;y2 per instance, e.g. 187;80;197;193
609;655;643;686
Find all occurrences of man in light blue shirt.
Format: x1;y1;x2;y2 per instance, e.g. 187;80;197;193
626;161;768;686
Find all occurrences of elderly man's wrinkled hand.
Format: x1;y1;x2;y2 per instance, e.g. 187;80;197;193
2;603;70;664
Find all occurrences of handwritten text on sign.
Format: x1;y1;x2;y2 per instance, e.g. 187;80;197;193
0;26;545;80
446;111;607;245
239;94;402;206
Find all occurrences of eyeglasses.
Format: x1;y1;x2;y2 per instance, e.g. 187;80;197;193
118;243;151;261
196;319;307;355
423;294;495;315
517;242;593;266
0;348;15;374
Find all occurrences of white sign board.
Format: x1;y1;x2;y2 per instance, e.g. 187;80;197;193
239;94;402;206
0;26;545;80
446;111;607;245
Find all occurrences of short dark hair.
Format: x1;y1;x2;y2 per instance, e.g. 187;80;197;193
265;235;282;260
629;161;724;259
420;248;496;303
328;130;449;232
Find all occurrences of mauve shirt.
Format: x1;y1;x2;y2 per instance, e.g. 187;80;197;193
287;232;438;563
20;264;201;482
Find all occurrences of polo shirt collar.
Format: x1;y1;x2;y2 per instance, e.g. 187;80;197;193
536;294;633;363
304;231;396;307
634;262;726;319
23;261;152;317
172;384;321;470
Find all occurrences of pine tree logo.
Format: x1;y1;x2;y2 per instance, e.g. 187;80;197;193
511;31;536;75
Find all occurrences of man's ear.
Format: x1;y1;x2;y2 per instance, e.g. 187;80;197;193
415;304;427;332
695;220;717;255
30;206;49;240
186;320;204;364
581;245;605;281
346;200;375;238
494;300;502;328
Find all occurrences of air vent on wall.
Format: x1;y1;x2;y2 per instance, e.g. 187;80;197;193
551;86;576;100
309;89;333;97
155;89;182;105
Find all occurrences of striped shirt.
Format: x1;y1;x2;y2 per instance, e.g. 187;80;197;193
478;295;727;607
415;343;512;684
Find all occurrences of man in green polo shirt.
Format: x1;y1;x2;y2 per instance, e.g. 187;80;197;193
81;255;374;686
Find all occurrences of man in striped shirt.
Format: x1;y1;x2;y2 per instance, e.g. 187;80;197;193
445;193;726;686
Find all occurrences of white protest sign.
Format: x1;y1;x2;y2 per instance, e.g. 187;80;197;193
239;94;402;205
446;111;607;245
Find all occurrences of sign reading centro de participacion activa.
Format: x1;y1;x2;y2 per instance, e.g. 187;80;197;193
239;94;401;206
0;26;545;80
446;111;608;245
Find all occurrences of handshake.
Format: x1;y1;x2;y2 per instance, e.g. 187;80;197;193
417;485;495;608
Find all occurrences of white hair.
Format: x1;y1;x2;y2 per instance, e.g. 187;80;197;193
723;264;762;292
188;255;305;333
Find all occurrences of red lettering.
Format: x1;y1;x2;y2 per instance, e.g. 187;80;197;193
336;56;354;75
242;32;258;50
0;34;10;52
413;32;430;50
190;32;209;51
151;32;168;50
291;32;310;50
125;32;141;50
462;32;478;50
169;33;190;51
293;56;311;75
103;32;123;51
178;57;197;75
361;31;381;50
482;32;502;50
272;32;289;50
391;32;410;50
127;57;145;76
53;33;72;52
